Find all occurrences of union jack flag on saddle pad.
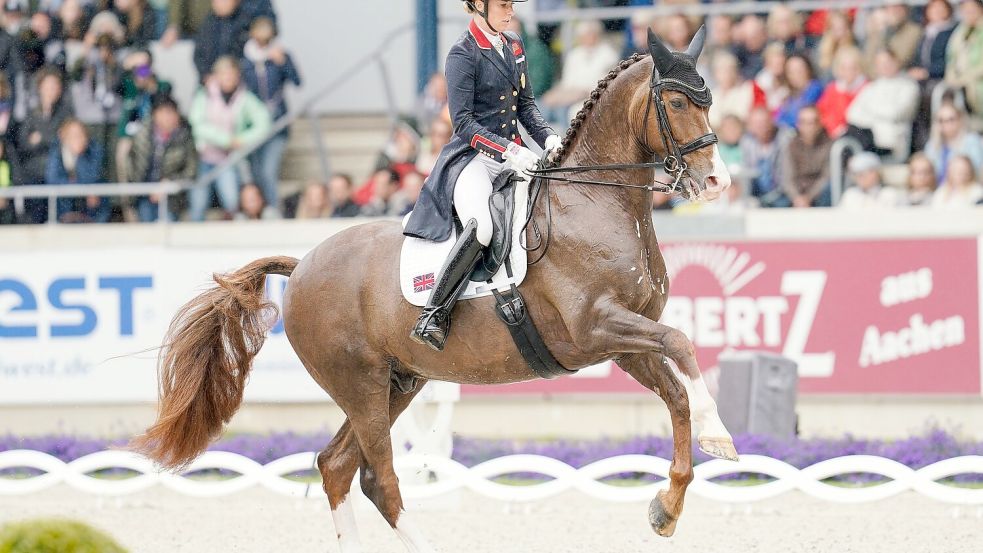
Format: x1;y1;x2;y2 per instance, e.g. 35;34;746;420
413;272;435;293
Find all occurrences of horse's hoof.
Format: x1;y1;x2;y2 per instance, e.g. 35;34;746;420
648;490;678;537
699;436;739;462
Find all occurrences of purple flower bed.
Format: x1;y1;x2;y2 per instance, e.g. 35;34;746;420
1;428;980;483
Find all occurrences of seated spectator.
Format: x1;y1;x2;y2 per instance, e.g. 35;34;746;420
108;0;157;48
754;43;788;111
18;67;72;188
116;49;172;182
815;10;856;80
417;72;448;134
945;0;983;127
658;13;692;52
862;4;923;75
541;20;618;126
906;153;938;206
701;15;735;79
68;32;122;180
162;0;212;46
389;170;424;217
358;168;400;216
188;56;271;221
740;106;786;207
377;123;419;184
0;72;12;139
732;15;768;80
126;95;197;222
839;152;902;208
242;16;301;214
778;106;833;207
775;54;823;129
708;51;766;129
767;4;810;55
933;154;983;207
235;182;278;220
328;173;360;217
912;0;957;82
44;118;108;223
194;0;252;81
295;179;331;219
816;46;866;139
622;9;656;60
506;16;552;98
0;140;20;224
923;102;983;182
716;114;744;169
58;0;90;42
416;116;451;175
845;49;920;158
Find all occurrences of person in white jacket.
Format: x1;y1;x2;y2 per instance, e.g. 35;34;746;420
845;48;920;159
839;151;903;208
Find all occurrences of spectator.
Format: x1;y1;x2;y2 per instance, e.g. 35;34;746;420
359;167;401;216
541;20;619;126
116;49;171;181
716;114;744;169
906;152;938;206
708;51;766;129
193;0;251;81
104;0;157;48
778;106;833;207
815;10;856;80
816;46;866;138
0;10;14;72
754;42;788;111
162;0;211;46
68;32;122;180
242;16;301;214
863;3;923;75
658;13;692;52
126;95;197;222
11;13;61;120
416;116;451;175
187;56;271;221
839;151;902;208
57;0;89;42
622;9;655;60
0;71;12;139
767;4;810;55
18;67;72;188
44;118;108;223
354;123;419;207
328;173;360;217
390;170;424;217
912;0;957;82
933;153;983;207
236;181;277;220
295;179;331;219
0;140;20;224
702;14;734;78
774;54;823;129
923;102;983;182
506;16;553;97
733;15;768;80
945;0;983;127
740;106;786;207
845;49;920;158
417;72;448;134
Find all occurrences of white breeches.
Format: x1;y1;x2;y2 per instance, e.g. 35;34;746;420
454;154;506;246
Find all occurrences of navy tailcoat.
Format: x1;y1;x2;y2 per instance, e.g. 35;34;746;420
403;20;554;242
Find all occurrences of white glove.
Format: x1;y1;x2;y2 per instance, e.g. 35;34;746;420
504;142;540;173
544;134;562;153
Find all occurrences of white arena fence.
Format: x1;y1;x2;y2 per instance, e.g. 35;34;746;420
1;450;981;505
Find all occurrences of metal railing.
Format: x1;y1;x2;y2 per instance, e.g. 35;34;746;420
0;182;185;225
829;136;864;207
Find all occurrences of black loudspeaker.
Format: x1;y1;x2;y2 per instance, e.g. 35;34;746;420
716;352;799;437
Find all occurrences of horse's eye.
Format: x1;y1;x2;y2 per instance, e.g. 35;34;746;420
670;99;686;110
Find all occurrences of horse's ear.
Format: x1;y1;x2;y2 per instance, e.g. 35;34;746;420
647;28;675;75
685;25;707;60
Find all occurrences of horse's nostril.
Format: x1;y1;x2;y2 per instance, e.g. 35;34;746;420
705;176;720;190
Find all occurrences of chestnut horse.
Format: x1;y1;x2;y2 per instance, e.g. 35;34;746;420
133;31;736;552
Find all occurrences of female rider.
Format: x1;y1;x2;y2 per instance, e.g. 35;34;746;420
405;0;562;351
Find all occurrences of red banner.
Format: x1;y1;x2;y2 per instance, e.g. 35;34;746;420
462;238;981;396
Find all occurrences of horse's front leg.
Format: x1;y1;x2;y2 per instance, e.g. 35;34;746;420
595;308;738;461
619;353;693;537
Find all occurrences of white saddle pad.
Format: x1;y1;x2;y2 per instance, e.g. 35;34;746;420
400;177;530;307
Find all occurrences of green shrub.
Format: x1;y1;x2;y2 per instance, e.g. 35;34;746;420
0;519;128;553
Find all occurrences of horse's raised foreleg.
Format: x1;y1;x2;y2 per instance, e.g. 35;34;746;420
316;377;430;553
620;353;693;537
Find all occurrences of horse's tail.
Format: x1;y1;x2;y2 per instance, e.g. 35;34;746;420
129;255;300;470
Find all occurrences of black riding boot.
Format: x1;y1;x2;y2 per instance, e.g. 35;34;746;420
409;218;484;351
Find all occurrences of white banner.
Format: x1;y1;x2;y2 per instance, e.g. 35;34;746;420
0;248;328;405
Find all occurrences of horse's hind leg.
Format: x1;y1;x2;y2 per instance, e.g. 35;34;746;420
317;377;430;553
621;354;694;537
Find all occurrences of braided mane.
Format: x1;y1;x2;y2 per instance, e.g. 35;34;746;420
554;53;648;162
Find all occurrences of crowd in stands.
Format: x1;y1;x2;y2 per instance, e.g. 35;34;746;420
3;1;982;226
0;0;299;224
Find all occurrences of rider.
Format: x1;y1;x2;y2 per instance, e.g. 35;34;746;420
404;0;562;351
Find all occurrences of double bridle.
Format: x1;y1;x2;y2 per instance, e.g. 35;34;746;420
525;74;718;195
519;73;718;264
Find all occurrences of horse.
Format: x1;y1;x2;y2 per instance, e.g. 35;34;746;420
132;29;737;552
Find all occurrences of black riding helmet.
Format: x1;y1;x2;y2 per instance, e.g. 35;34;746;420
463;0;528;33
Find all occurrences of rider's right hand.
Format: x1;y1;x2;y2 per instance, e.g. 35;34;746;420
504;142;540;174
